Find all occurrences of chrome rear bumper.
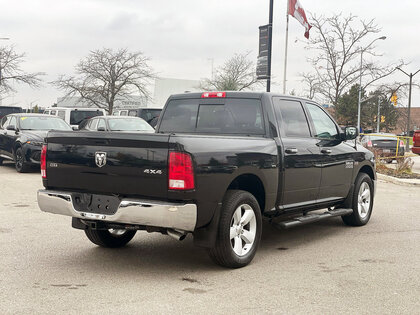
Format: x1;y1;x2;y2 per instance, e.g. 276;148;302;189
37;190;197;232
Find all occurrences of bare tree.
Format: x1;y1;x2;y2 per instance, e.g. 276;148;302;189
53;48;155;114
0;45;43;99
302;14;405;105
200;52;261;91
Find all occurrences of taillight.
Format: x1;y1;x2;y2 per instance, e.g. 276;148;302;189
201;92;226;98
367;140;373;148
40;144;47;178
168;152;194;190
400;140;404;147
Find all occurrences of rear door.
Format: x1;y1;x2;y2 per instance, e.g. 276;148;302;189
272;97;321;208
0;116;11;156
3;116;18;158
305;103;354;201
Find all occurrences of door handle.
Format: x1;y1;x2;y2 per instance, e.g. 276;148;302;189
285;148;298;154
321;149;332;154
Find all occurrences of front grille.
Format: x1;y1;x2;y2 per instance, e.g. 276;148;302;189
31;151;41;161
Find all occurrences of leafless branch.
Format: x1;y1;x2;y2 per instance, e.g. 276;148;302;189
52;48;155;114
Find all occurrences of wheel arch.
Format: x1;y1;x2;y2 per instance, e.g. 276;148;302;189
226;173;266;212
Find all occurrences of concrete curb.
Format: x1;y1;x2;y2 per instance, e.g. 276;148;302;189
377;173;420;187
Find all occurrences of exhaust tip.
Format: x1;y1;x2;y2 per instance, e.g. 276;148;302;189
167;229;187;241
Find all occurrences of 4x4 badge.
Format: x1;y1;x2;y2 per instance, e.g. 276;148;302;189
95;152;107;168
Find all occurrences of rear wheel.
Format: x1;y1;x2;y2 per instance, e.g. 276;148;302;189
84;228;136;248
14;147;30;173
342;173;374;226
208;190;262;268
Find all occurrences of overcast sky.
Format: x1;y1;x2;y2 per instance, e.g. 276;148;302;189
1;0;419;108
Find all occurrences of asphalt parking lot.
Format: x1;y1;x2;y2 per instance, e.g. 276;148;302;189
0;162;419;314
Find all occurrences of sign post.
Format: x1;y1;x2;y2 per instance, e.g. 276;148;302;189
256;0;274;92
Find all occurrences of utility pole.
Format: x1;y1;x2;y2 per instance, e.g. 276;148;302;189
266;0;274;92
396;67;420;151
357;36;386;132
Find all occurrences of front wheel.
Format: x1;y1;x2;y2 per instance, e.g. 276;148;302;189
342;173;374;226
84;228;136;248
15;147;31;173
208;190;262;268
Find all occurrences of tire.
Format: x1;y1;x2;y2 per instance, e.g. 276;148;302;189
14;147;31;173
341;173;374;226
386;159;393;164
208;190;262;268
84;228;136;248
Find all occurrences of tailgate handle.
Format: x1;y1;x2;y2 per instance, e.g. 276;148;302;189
93;140;109;145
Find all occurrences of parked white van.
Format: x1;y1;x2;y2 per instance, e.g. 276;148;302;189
44;107;106;129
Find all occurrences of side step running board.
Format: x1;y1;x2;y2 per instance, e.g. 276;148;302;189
272;208;353;229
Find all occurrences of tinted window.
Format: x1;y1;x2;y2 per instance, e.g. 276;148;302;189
273;99;310;137
70;110;104;125
19;116;72;131
0;107;22;119
159;99;265;135
369;134;398;141
140;109;161;122
128;110;137;117
306;103;338;140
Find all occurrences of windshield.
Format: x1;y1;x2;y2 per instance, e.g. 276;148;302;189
108;118;154;132
158;99;265;135
70;110;103;125
19;116;72;131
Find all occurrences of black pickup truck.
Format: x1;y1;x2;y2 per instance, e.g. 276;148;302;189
37;92;376;268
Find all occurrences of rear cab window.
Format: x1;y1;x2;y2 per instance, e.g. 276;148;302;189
158;98;265;135
272;98;311;138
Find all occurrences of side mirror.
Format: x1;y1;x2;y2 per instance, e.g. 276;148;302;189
97;127;106;131
6;125;16;131
72;126;79;131
342;126;358;140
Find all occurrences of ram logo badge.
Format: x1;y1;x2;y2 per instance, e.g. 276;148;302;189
95;152;107;168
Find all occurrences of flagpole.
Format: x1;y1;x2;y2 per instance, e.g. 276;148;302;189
283;0;289;94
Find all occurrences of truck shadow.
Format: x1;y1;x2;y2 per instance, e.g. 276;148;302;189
60;217;348;274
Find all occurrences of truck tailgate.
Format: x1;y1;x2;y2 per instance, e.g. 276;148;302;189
45;131;170;199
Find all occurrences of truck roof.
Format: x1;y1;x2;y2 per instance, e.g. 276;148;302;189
167;91;314;103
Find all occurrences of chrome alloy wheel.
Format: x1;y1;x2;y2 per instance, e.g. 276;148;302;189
230;204;257;257
357;182;371;219
108;229;126;236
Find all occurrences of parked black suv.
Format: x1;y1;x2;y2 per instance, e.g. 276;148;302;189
38;92;376;268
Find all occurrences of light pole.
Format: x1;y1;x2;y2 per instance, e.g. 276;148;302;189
357;36;386;132
396;67;420;150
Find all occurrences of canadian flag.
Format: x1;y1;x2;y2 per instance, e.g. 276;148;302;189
288;0;312;39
